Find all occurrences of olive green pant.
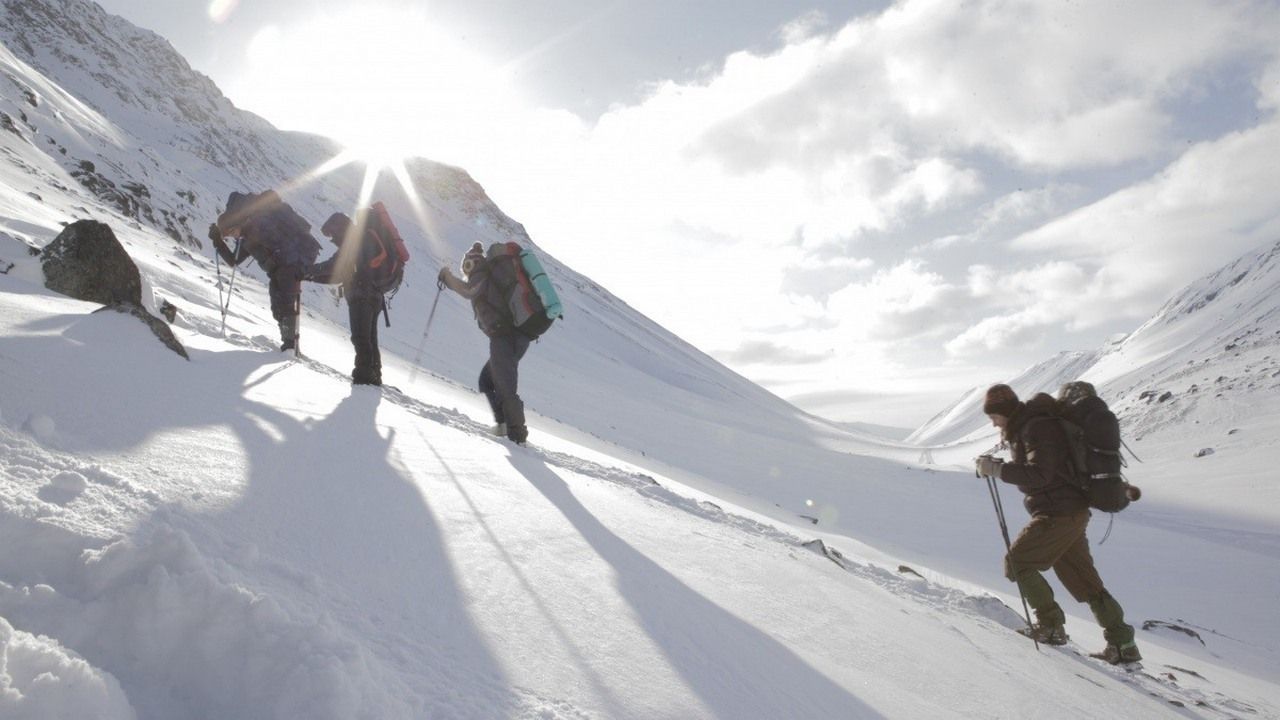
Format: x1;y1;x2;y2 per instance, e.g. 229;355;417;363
1004;511;1135;645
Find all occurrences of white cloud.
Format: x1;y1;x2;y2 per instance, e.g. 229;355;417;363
1011;120;1280;311
1261;57;1280;110
945;308;1056;356
966;264;997;299
826;260;965;341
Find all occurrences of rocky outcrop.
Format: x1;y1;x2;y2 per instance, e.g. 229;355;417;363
41;220;187;359
41;219;141;305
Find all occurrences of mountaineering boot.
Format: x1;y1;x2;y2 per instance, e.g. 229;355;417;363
1090;641;1142;665
507;424;528;446
278;317;297;351
351;369;380;386
489;422;507;437
1017;623;1069;646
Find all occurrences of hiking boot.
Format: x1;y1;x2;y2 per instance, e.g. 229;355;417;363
1091;642;1141;665
489;422;507;437
1019;623;1069;646
278;318;297;351
507;424;528;445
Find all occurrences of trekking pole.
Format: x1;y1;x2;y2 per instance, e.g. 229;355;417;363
980;467;1039;651
293;288;302;359
409;281;445;384
217;239;241;336
215;248;225;333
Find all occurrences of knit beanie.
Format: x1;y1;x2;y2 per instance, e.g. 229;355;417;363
461;242;485;277
983;383;1019;417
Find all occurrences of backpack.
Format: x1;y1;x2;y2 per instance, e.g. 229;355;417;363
1052;382;1134;513
485;242;563;338
220;190;321;268
364;201;410;296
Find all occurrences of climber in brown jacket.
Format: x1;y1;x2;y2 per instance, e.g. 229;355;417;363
975;383;1141;664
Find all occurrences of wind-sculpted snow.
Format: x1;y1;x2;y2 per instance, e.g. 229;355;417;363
0;615;136;720
0;423;418;719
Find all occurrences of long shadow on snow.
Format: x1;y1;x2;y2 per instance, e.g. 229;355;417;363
183;383;527;718
0;309;523;717
509;452;883;720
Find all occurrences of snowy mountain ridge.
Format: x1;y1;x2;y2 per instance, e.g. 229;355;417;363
906;348;1102;447
909;237;1280;456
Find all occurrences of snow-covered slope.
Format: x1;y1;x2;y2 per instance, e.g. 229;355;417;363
5;259;1278;719
907;349;1105;447
2;2;1279;717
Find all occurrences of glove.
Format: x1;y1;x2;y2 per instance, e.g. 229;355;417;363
207;223;222;243
437;266;452;283
975;455;1003;478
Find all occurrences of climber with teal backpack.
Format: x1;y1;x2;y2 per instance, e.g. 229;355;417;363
438;241;562;445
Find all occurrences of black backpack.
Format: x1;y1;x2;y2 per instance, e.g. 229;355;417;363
1052;382;1135;513
220;190;320;268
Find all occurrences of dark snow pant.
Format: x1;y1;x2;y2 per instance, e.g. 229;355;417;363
269;267;302;349
479;333;531;440
348;296;382;385
1004;510;1135;645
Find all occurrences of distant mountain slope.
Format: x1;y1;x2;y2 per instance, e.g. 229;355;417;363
910;237;1280;460
907;349;1102;446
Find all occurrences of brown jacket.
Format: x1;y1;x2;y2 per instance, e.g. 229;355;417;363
1000;393;1089;517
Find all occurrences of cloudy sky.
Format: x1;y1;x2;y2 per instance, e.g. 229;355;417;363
96;0;1280;428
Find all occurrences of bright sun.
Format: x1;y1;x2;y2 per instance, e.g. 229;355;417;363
230;7;524;168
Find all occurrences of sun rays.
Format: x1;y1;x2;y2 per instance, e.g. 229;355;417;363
271;146;447;275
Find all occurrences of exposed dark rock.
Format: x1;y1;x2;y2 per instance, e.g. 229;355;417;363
1;112;25;140
160;299;177;323
897;565;925;579
70;159;141;218
1195;448;1215;458
1158;391;1174;403
41;220;187;359
95;304;188;359
1142;620;1206;646
42;219;141;305
802;539;850;570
